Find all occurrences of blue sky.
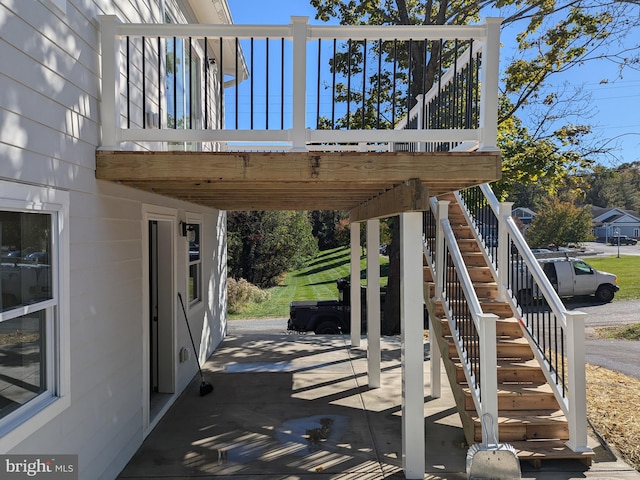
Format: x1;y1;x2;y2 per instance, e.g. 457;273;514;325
227;0;640;165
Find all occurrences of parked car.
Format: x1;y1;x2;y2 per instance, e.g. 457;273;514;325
24;251;49;264
608;235;637;246
516;257;619;304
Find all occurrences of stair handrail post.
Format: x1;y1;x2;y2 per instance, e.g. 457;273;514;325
478;17;503;152
497;201;513;301
478;312;499;444
565;309;591;452
435;200;450;301
291;16;309;151
98;15;122;149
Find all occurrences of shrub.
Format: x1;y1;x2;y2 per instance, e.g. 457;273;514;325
227;277;270;314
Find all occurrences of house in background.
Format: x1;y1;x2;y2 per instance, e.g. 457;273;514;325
511;206;536;228
591;206;640;241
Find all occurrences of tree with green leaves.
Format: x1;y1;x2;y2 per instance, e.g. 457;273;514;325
580;162;640;212
525;198;593;247
227;211;318;287
310;0;640;332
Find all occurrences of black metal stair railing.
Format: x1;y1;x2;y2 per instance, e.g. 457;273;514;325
458;185;498;265
443;243;481;400
506;231;567;397
457;183;582;405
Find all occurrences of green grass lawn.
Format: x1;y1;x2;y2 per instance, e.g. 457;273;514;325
229;249;640;319
581;255;640;301
229;246;389;319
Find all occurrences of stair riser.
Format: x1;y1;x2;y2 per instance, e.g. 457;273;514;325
433;302;513;318
448;343;534;361
467;268;494;282
461;252;487;264
440;320;522;338
474;424;569;442
471;284;499;299
455;366;547;384
464;394;559;411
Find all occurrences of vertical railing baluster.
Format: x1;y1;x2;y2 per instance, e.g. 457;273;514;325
392;39;397;126
265;37;269;129
158;36;161;129
407;39;412;122
316;38;321;130
173;36;177;129
346;38;351;128
142;36;146;129
235;37;239;130
280;37;285;130
189;36;192;129
361;39;367;130
126;36;130;129
331;38;336;129
203;38;207;130
377;39;382;130
250;37;254;130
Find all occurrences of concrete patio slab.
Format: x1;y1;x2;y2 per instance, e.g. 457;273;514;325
118;334;640;479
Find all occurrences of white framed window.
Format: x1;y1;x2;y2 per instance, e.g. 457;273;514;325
0;182;70;450
185;215;202;306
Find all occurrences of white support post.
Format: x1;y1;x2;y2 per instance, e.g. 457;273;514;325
478;313;499;443
431;200;449;398
350;222;362;347
98;15;122;149
478;18;503;152
366;219;381;389
565;310;591;452
291;16;308;151
497;202;513;302
400;213;426;478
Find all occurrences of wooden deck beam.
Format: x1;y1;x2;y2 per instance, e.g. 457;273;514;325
96;149;501;218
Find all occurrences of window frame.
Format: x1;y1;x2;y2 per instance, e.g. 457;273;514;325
0;182;70;451
185;213;203;308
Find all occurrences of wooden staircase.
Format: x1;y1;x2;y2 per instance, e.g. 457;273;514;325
423;194;595;468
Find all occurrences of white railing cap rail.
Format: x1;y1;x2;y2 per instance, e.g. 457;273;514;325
110;17;499;42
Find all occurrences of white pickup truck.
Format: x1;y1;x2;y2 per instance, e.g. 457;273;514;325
518;257;619;304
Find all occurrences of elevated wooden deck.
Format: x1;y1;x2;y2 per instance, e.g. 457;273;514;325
96;150;501;220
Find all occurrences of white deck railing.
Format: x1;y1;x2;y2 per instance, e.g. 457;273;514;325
98;15;502;152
